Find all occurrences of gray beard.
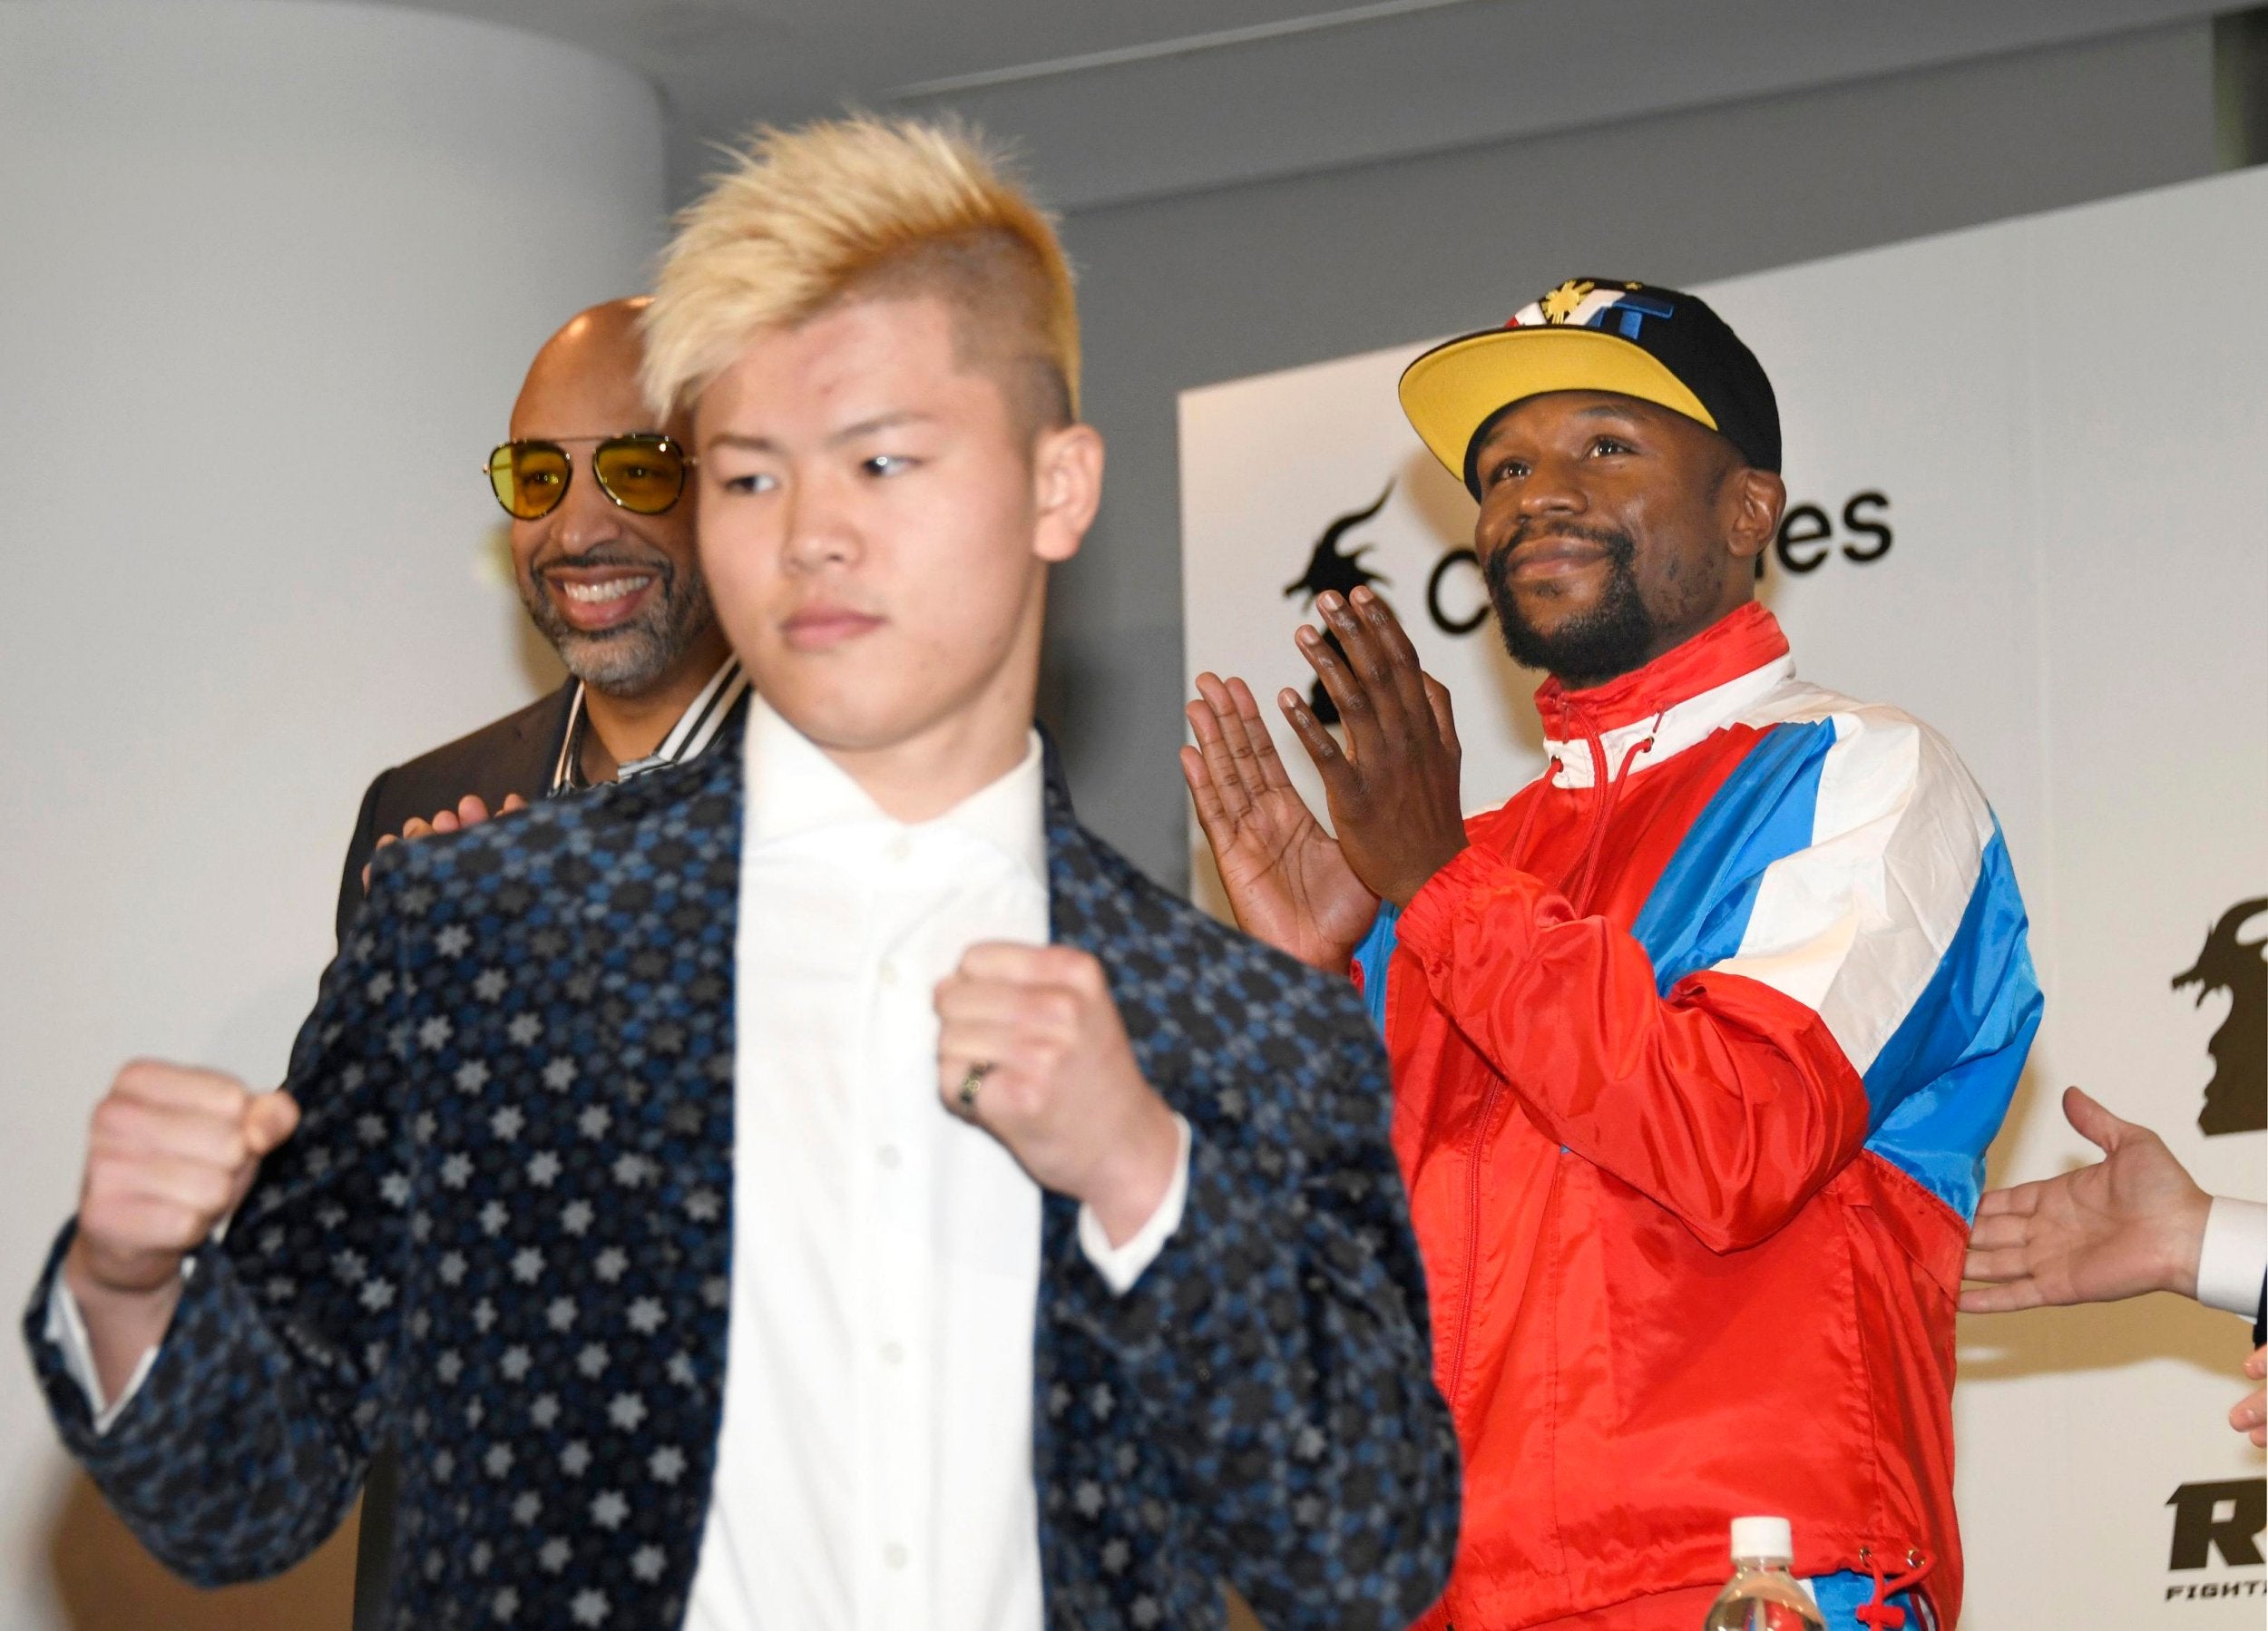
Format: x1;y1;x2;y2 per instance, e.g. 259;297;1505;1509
523;564;718;697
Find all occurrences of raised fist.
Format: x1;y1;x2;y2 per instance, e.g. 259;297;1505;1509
64;1061;299;1394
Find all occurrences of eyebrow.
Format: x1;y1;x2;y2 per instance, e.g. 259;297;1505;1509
1478;400;1647;455
703;410;938;457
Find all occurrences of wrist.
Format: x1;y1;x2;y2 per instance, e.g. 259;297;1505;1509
2161;1183;2214;1300
64;1232;187;1310
1383;835;1469;909
1078;1090;1181;1248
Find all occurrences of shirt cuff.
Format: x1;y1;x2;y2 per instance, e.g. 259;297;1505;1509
1077;1114;1191;1295
2195;1196;2267;1318
44;1275;160;1435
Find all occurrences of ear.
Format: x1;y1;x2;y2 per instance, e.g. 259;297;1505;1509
1723;466;1785;567
1030;422;1105;565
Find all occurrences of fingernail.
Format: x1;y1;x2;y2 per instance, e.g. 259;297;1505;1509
1317;591;1341;613
1351;585;1372;605
1295;625;1318;645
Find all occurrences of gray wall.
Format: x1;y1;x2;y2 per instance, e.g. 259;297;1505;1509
1046;19;2221;886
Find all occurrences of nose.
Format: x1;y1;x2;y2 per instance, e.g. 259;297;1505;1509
779;469;861;576
1513;454;1587;524
548;455;626;556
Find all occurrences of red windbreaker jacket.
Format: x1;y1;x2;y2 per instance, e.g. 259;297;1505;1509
1353;605;2040;1628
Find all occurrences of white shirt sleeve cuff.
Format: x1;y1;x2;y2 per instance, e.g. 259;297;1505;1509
2196;1196;2268;1319
44;1275;160;1435
1077;1114;1191;1296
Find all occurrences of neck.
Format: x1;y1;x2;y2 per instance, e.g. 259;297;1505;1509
578;623;733;782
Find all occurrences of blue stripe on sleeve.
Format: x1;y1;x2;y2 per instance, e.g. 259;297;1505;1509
1628;718;1838;993
1351;902;1399;1036
1859;825;2042;1218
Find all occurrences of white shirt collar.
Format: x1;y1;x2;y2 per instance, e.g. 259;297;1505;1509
741;696;1048;888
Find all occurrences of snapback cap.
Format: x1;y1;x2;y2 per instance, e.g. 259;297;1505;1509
1399;278;1781;496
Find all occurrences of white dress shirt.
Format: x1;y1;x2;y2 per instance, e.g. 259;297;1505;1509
2197;1196;2267;1321
682;699;1187;1631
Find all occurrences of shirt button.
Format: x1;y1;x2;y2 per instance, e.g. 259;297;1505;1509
886;835;912;864
877;1145;902;1170
878;960;899;986
884;1542;908;1570
882;1340;904;1365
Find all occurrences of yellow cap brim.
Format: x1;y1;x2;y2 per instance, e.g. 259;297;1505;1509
1397;327;1717;489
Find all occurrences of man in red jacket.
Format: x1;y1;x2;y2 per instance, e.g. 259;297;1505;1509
1187;278;2041;1630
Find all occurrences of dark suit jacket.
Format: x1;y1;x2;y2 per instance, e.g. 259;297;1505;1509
29;739;1461;1630
334;684;576;946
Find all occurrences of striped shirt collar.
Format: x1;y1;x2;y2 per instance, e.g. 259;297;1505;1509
551;654;751;795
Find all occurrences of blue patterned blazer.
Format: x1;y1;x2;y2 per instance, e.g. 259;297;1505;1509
27;737;1459;1629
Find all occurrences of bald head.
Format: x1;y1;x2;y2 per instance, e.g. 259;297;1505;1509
511;298;681;443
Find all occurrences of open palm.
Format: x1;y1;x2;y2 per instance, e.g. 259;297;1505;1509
1183;671;1378;971
1961;1086;2212;1311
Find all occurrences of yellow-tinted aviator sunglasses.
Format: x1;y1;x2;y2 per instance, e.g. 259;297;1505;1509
485;433;690;520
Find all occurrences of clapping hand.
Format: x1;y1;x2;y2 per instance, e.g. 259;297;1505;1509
1182;586;1467;974
1182;673;1379;971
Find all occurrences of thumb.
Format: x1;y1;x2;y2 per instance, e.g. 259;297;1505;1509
2061;1085;2133;1156
501;793;529;813
243;1090;301;1159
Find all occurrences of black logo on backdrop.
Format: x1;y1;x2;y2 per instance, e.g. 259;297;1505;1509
2173;897;2268;1137
2167;1479;2266;1570
1284;483;1394;725
1766;490;1893;576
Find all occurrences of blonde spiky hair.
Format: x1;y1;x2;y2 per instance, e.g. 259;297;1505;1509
641;116;1079;426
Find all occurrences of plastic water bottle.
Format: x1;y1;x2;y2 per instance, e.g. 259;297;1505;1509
1700;1517;1825;1630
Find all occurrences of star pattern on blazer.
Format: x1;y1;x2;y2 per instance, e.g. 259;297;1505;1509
27;737;1459;1629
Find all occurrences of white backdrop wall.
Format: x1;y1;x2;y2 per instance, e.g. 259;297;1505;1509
0;4;665;1624
1181;168;2268;1626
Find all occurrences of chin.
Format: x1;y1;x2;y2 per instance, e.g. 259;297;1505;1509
764;679;929;754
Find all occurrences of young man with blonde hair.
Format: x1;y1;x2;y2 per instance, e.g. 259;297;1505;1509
26;118;1458;1631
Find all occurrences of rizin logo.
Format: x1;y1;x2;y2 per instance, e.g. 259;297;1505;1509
2165;1479;2265;1604
2174;897;2268;1137
1283;483;1393;726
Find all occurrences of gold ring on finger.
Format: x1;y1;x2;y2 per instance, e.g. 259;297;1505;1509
956;1060;993;1112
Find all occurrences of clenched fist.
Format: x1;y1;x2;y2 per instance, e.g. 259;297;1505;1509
934;943;1181;1247
63;1061;299;1399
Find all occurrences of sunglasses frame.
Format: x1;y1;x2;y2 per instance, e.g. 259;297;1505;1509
484;432;693;521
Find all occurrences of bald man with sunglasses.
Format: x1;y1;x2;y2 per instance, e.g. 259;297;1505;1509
337;297;746;1626
335;296;747;943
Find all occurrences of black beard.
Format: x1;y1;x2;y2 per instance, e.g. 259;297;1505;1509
1483;522;1656;689
520;551;718;696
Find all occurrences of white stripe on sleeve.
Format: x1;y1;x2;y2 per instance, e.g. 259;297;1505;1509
1707;701;1995;1077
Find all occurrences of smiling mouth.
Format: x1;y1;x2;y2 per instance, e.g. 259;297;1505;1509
557;575;652;604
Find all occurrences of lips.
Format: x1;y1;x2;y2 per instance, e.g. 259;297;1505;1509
781;602;885;650
542;565;659;633
1504;535;1612;581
